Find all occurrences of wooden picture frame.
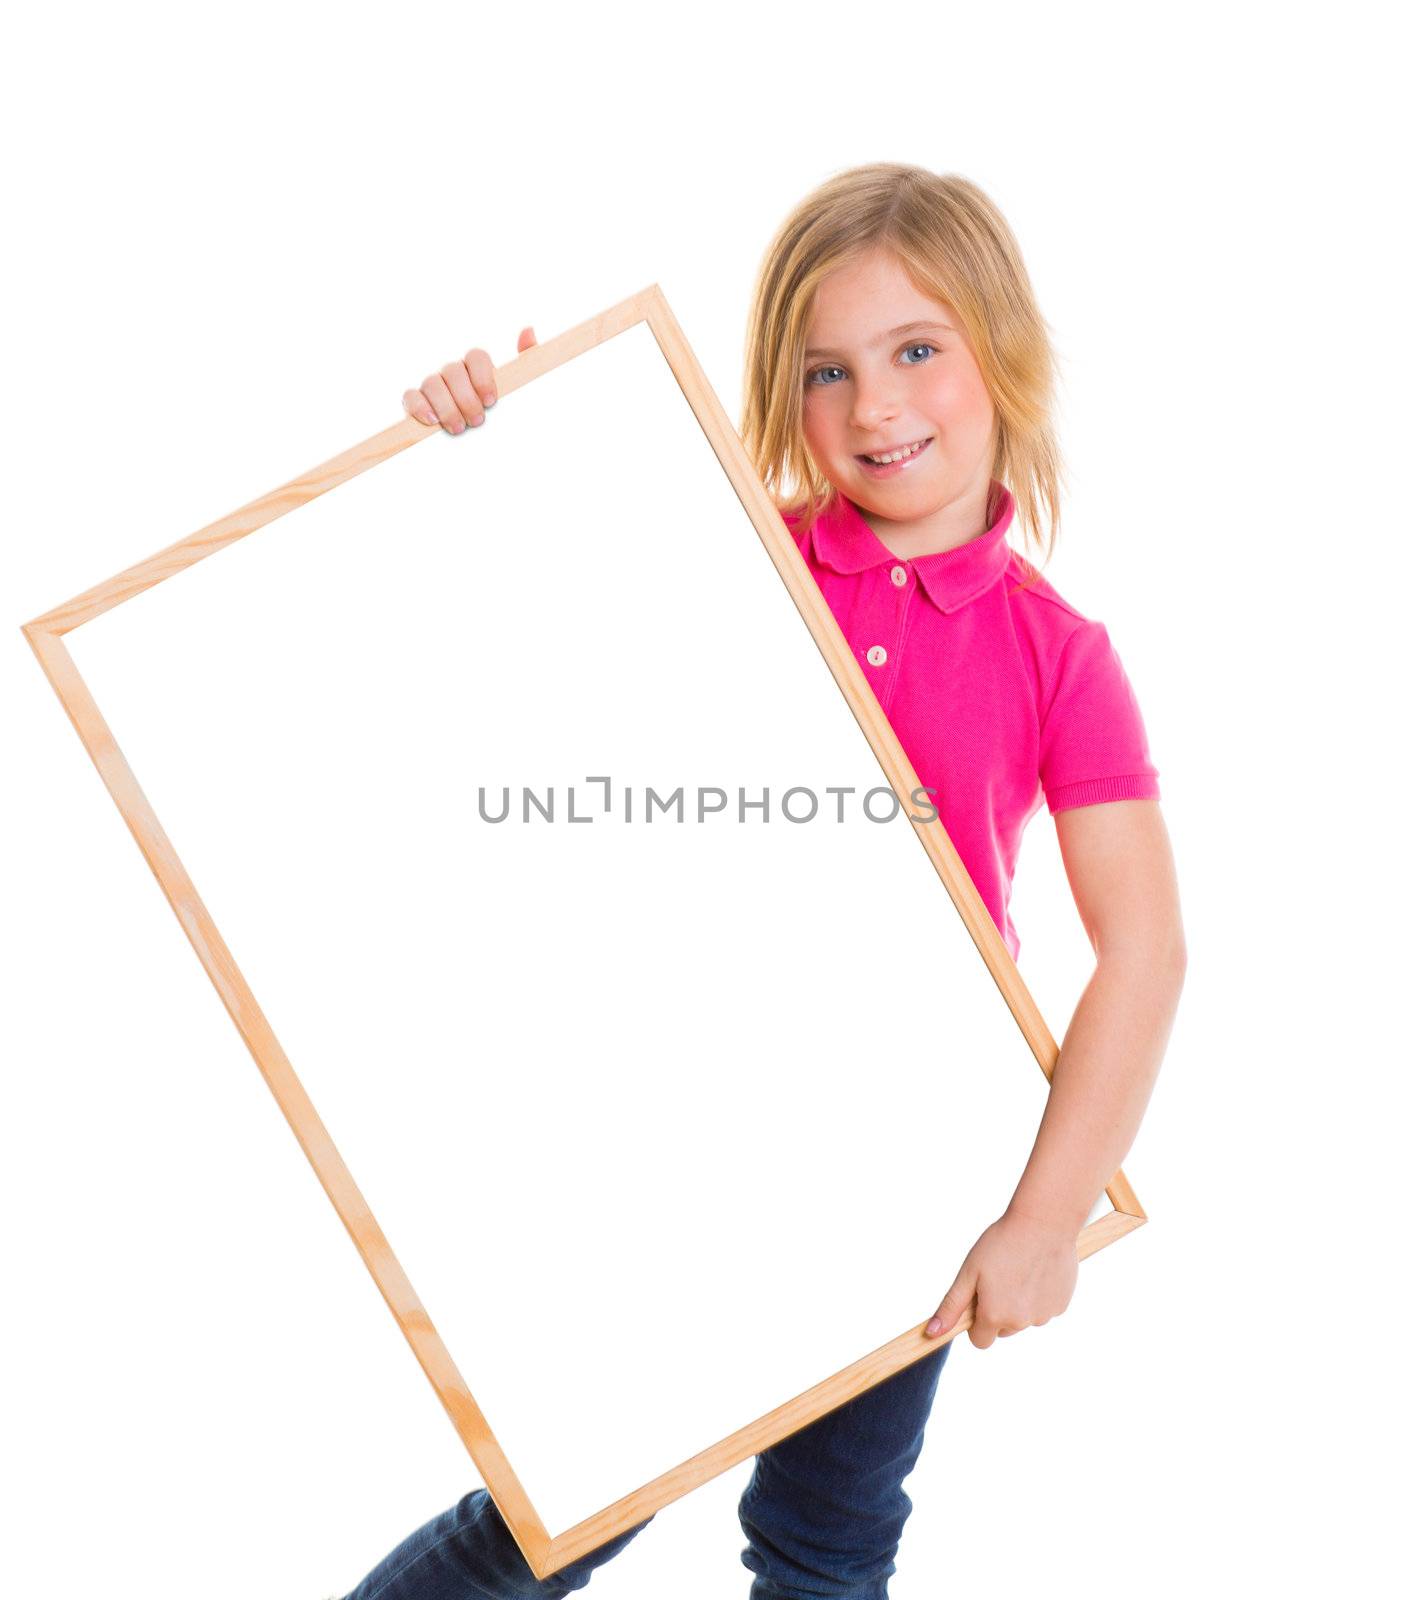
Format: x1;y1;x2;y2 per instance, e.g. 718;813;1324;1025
22;284;1145;1580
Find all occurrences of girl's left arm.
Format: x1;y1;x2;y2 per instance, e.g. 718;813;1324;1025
925;797;1187;1349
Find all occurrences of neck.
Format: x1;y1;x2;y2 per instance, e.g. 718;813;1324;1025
858;478;996;561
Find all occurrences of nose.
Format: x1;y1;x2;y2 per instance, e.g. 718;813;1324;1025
849;373;902;433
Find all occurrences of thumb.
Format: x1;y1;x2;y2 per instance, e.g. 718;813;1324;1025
518;325;537;351
926;1268;976;1339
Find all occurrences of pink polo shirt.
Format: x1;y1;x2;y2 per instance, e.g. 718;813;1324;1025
782;482;1160;962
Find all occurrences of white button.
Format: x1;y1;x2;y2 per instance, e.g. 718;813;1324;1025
891;565;907;586
866;645;888;667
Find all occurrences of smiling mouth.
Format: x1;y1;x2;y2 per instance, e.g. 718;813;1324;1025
856;436;933;465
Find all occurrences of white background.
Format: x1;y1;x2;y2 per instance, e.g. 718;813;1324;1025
3;3;1405;1596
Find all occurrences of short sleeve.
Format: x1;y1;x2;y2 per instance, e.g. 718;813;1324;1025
1039;620;1161;814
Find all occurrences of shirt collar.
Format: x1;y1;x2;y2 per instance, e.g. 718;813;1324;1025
810;481;1017;614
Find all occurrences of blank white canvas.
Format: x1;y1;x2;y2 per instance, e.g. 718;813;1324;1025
65;318;1062;1540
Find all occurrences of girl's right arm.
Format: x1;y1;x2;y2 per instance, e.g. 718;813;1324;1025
402;326;538;433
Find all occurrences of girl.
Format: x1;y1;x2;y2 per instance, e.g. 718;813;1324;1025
340;163;1187;1600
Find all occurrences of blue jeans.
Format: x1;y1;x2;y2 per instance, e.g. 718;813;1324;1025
340;1340;952;1600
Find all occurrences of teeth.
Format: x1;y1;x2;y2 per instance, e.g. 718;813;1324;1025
863;439;926;464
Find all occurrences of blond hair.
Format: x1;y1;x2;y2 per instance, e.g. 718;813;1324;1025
740;163;1066;578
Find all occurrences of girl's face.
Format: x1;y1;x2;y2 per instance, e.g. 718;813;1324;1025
801;247;997;530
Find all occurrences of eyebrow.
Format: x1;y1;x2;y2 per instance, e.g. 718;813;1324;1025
804;320;957;359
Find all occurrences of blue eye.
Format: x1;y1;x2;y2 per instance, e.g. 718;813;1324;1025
806;343;939;386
